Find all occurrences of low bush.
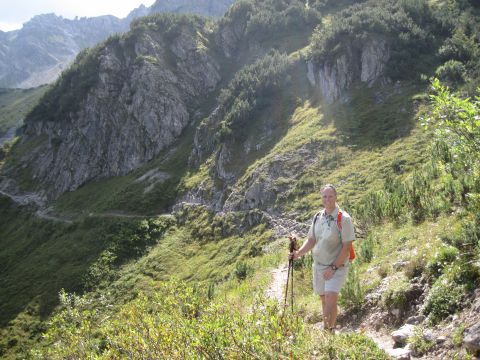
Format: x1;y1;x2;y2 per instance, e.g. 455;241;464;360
422;265;467;325
33;280;309;359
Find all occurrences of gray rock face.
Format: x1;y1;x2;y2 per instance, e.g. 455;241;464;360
0;14;128;88
0;1;235;88
463;322;480;355
20;27;221;199
392;324;415;345
361;39;389;85
388;347;411;360
307;39;390;103
150;0;235;18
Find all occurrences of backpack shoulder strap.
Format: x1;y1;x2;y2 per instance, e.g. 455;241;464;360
336;210;343;230
312;211;322;241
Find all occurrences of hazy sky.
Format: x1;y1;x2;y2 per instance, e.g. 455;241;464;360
0;0;156;31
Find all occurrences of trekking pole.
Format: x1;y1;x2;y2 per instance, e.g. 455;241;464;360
284;235;298;312
284;257;291;310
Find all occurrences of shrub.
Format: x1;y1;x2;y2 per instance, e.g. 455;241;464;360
382;276;411;313
358;234;375;263
213;51;290;142
34;280;310;359
452;324;466;347
435;60;466;84
405;253;427;280
339;263;365;310
308;0;438;79
422;266;466;324
234;261;249;280
426;245;459;280
408;326;435;356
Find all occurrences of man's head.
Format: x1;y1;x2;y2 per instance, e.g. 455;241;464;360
321;184;337;212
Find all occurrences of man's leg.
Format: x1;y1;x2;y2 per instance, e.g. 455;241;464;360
320;295;326;328
324;292;339;330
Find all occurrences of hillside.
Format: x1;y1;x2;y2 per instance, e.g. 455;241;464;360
0;0;235;89
0;86;47;142
0;0;479;359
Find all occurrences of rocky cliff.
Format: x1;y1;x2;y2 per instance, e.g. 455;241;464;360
150;0;235;18
0;0;236;89
307;38;390;103
15;17;221;199
0;14;128;88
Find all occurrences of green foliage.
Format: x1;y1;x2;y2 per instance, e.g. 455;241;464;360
312;332;390;360
130;12;208;42
26;44;103;124
33;280;309;359
339;263;365;310
357;234;377;263
426;245;459;280
452;324;466;347
422;264;467;324
308;0;439;79
436;60;466;84
83;216;175;289
219;0;320;45
214;51;290;142
0;86;48;135
243;0;320;41
424;79;480;175
404;252;428;280
382;276;410;313
234;261;249;280
408;326;435;356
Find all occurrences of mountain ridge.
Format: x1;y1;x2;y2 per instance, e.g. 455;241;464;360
0;0;236;89
0;0;479;358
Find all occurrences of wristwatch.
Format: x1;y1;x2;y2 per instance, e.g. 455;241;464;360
330;264;338;271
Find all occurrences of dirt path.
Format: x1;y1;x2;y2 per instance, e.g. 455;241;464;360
265;263;289;303
264;262;400;358
1;189;164;223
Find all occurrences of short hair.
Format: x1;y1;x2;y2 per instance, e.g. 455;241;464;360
320;184;337;195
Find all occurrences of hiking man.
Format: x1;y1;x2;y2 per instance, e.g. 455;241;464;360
289;184;355;331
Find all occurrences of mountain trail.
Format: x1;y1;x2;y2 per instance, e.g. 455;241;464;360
265;261;400;358
265;263;289;304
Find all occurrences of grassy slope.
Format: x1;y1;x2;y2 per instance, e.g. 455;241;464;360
0;86;48;136
0;83;429;358
3;1;479;358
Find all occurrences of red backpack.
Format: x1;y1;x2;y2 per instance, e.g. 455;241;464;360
313;209;356;261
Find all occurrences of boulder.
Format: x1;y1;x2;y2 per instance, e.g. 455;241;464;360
392;324;415;345
463;323;480;355
388;347;411;359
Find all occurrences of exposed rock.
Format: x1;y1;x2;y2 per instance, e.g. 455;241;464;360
149;0;235;18
463;323;480;355
406;315;426;325
17;25;221;201
0;14;127;88
308;50;355;103
436;335;447;344
307;39;390;103
423;329;435;342
393;260;408;270
392;324;415;345
391;308;401;318
215;144;235;182
0;1;235;88
360;39;389;86
388;347;411;360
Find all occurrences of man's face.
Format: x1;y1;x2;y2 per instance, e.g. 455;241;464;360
321;187;336;209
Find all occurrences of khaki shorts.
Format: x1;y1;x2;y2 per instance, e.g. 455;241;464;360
312;264;349;295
